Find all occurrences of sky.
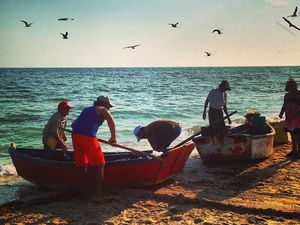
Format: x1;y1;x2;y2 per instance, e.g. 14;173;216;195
0;0;299;67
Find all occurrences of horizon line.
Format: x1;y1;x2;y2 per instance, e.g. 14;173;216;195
1;65;300;69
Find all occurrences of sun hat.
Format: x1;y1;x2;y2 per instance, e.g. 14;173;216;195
219;80;231;91
96;95;113;107
133;126;142;142
58;101;72;111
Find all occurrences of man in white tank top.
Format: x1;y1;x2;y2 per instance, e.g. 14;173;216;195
202;80;232;136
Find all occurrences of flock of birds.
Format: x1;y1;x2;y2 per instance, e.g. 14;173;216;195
20;17;74;39
20;6;299;57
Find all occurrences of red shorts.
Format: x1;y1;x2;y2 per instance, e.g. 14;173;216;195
72;134;105;167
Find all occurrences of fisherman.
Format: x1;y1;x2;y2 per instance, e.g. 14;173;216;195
71;95;116;200
133;120;181;153
202;80;232;136
42;101;72;151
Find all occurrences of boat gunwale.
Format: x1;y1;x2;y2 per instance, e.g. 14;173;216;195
9;142;194;167
219;122;275;140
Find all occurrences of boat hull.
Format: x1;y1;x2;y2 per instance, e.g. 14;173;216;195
9;142;195;188
194;123;275;161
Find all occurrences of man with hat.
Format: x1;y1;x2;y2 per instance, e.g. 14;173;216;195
133;120;181;153
42;101;72;151
71;95;116;200
202;80;232;136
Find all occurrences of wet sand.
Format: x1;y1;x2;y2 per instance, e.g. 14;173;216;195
1;144;299;224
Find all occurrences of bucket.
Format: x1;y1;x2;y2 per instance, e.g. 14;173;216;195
270;122;291;144
252;116;266;134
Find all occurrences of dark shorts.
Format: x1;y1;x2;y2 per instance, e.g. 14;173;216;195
208;108;224;126
208;108;226;135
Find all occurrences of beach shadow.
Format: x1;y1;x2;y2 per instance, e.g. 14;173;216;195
176;152;295;202
0;187;140;224
1;146;298;224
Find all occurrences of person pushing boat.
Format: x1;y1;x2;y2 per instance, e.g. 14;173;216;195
133;120;181;153
71;95;116;200
42;101;72;151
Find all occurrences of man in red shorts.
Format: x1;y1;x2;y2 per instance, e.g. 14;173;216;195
71;95;116;199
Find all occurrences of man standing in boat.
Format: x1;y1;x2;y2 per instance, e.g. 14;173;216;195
133;120;181;153
202;80;232;136
42;101;72;151
71;95;116;200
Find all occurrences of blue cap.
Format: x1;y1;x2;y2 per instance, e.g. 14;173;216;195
133;126;142;142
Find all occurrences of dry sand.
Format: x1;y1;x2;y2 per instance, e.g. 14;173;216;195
1;144;299;224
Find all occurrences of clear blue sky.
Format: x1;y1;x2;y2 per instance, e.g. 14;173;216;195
0;0;299;67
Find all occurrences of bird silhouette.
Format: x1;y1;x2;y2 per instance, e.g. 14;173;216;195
212;29;222;35
20;20;33;27
204;52;212;57
282;17;300;31
287;6;298;18
123;44;140;49
60;32;69;39
58;18;74;21
168;22;179;28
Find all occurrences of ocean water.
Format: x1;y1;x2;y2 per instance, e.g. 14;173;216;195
0;66;300;204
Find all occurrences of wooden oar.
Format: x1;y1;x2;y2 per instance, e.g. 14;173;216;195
64;129;163;161
173;110;237;148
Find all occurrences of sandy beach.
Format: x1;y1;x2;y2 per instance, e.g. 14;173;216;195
1;143;299;225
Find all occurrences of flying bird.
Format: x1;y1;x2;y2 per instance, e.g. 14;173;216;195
287;6;298;18
20;20;33;27
168;22;179;28
212;29;223;35
204;52;212;57
123;44;140;49
282;17;300;31
58;18;74;21
60;32;69;39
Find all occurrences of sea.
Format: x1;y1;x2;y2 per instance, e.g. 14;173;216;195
0;66;299;205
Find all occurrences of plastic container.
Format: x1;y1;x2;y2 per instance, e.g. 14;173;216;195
270;122;291;144
252;116;267;134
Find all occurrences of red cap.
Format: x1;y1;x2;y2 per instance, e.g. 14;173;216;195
58;101;72;111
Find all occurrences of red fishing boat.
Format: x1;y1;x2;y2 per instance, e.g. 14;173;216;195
9;141;195;187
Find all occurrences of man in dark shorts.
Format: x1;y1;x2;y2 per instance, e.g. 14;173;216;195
72;95;116;200
133;120;181;153
202;80;232;136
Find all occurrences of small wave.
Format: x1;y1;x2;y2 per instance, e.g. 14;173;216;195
266;114;284;123
187;125;201;134
0;164;17;176
0;115;41;123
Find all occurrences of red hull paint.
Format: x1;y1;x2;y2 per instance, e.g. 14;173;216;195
10;142;195;187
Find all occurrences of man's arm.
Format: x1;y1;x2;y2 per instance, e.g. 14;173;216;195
279;94;287;118
98;107;117;144
223;104;231;124
55;129;68;151
203;99;209;120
